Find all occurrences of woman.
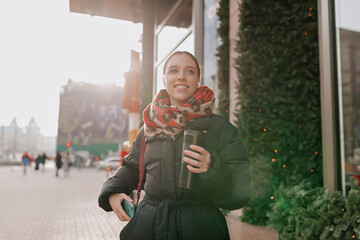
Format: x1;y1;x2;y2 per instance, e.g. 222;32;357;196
98;51;250;240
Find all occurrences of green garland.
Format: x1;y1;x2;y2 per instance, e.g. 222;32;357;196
267;182;360;240
235;0;322;225
216;0;230;119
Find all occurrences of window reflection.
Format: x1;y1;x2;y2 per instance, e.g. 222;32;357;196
336;0;360;191
155;33;194;94
156;0;192;62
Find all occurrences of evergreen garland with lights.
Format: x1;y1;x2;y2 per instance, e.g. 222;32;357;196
216;0;230;118
235;0;322;225
267;182;360;240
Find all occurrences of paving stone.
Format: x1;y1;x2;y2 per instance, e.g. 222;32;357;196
0;165;127;240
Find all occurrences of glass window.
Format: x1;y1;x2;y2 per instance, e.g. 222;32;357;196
156;0;193;62
336;0;360;192
155;33;194;94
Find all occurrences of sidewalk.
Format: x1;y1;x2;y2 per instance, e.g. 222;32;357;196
0;165;125;240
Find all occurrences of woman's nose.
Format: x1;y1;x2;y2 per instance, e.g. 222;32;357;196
177;71;185;80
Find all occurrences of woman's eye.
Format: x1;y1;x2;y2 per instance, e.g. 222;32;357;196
169;69;177;73
186;69;195;74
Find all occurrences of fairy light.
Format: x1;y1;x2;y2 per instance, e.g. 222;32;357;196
258;108;262;112
263;128;267;132
270;196;274;200
283;164;286;168
310;169;314;173
274;149;278;153
315;151;318;155
272;158;276;162
290;150;293;154
304;32;308;36
252;138;256;142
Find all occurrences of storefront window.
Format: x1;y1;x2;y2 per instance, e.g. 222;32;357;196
154;0;194;94
156;0;192;62
155;33;194;94
336;0;360;192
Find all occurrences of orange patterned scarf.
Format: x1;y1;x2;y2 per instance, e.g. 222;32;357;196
142;86;215;139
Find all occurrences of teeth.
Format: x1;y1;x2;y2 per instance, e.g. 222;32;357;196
175;86;187;89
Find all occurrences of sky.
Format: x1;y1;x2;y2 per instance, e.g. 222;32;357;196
0;0;142;137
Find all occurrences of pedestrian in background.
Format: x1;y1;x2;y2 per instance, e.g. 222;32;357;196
21;152;32;175
34;154;41;171
40;152;48;172
62;150;72;177
55;151;62;177
98;51;251;240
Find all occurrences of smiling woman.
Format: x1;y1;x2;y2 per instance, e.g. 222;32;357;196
162;52;201;107
98;51;251;240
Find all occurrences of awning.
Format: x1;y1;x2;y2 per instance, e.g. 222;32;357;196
69;0;143;23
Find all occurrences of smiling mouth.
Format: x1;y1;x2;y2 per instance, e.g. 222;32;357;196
174;85;188;89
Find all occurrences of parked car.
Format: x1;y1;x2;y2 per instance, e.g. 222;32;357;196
97;156;121;170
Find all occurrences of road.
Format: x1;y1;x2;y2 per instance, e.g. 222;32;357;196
0;164;126;240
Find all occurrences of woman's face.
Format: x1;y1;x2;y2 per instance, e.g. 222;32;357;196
163;53;199;107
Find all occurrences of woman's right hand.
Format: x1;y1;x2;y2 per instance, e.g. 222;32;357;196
109;193;133;221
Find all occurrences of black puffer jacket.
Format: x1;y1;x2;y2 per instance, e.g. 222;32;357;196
98;114;250;240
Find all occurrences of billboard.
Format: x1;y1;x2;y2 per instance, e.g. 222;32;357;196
57;81;128;154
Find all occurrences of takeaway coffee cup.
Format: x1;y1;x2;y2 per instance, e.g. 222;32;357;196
179;129;206;189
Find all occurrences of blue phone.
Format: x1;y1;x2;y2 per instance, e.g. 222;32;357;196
121;200;135;219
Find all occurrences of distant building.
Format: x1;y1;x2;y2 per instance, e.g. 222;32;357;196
56;79;128;157
0;117;56;161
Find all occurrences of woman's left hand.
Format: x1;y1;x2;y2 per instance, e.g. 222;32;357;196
183;145;211;174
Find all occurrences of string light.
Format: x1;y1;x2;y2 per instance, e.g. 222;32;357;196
310;169;314;173
263;128;267;132
290;150;293;154
274;149;278;153
308;13;312;17
304;32;308;36
270;196;274;200
258;108;262;112
252;138;256;142
283;164;286;168
315;151;318;155
272;158;276;162
299;125;302;129
309;7;312;11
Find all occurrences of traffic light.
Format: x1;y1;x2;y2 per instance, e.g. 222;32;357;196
66;141;71;148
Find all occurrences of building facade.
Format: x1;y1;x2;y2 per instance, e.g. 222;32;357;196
69;0;360;194
56;79;128;157
0;117;56;161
